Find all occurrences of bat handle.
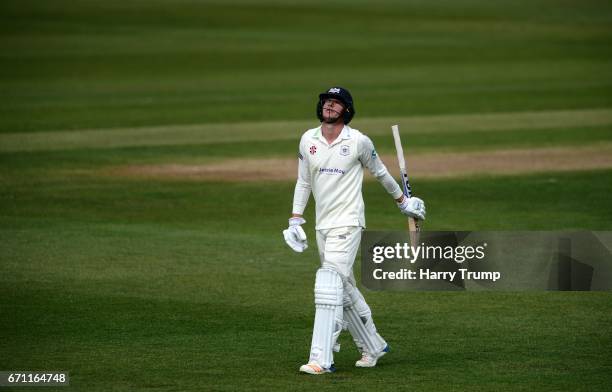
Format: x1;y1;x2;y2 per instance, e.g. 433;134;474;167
402;174;412;198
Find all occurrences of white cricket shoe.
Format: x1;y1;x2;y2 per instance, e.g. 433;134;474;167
299;362;336;375
355;345;390;367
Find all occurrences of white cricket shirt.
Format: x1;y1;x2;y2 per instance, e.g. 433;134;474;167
292;125;403;230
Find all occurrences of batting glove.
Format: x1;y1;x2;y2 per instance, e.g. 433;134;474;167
283;217;308;252
397;196;426;220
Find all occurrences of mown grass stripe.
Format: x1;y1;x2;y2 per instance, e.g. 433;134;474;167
1;108;611;152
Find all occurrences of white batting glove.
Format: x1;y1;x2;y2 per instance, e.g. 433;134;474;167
283;217;308;252
397;196;426;220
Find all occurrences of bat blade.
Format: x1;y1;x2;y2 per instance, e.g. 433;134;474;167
391;125;406;170
391;124;420;246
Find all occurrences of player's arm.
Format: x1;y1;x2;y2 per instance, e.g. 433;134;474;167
283;137;311;252
292;139;311;218
358;134;426;220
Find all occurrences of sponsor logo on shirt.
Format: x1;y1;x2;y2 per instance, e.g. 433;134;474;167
319;167;346;175
310;145;317;155
340;145;350;156
371;149;378;159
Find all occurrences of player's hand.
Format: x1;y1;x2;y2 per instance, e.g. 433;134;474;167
283;217;308;252
397;196;426;220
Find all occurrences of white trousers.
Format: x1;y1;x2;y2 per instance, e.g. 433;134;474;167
316;226;362;284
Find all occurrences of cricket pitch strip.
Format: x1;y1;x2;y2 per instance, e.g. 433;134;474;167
104;144;612;182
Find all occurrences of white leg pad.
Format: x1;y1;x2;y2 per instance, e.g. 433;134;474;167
308;268;344;369
343;285;387;354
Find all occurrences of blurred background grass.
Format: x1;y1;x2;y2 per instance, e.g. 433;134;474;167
1;0;611;132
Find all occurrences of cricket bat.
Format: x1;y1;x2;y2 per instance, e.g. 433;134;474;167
391;124;420;245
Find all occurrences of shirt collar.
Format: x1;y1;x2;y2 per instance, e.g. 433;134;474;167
313;125;351;145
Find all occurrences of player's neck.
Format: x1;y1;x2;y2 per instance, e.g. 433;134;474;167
321;122;344;144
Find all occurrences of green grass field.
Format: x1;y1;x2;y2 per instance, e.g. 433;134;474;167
1;0;612;391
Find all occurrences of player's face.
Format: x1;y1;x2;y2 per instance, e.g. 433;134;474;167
322;98;345;123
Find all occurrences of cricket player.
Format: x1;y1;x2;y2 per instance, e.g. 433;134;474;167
283;87;426;375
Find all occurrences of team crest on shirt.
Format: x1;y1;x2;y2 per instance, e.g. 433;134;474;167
340;145;350;156
309;145;317;155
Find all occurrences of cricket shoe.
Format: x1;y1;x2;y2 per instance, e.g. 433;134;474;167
299;362;336;375
355;345;390;368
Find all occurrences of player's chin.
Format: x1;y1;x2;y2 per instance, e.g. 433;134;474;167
323;114;341;123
